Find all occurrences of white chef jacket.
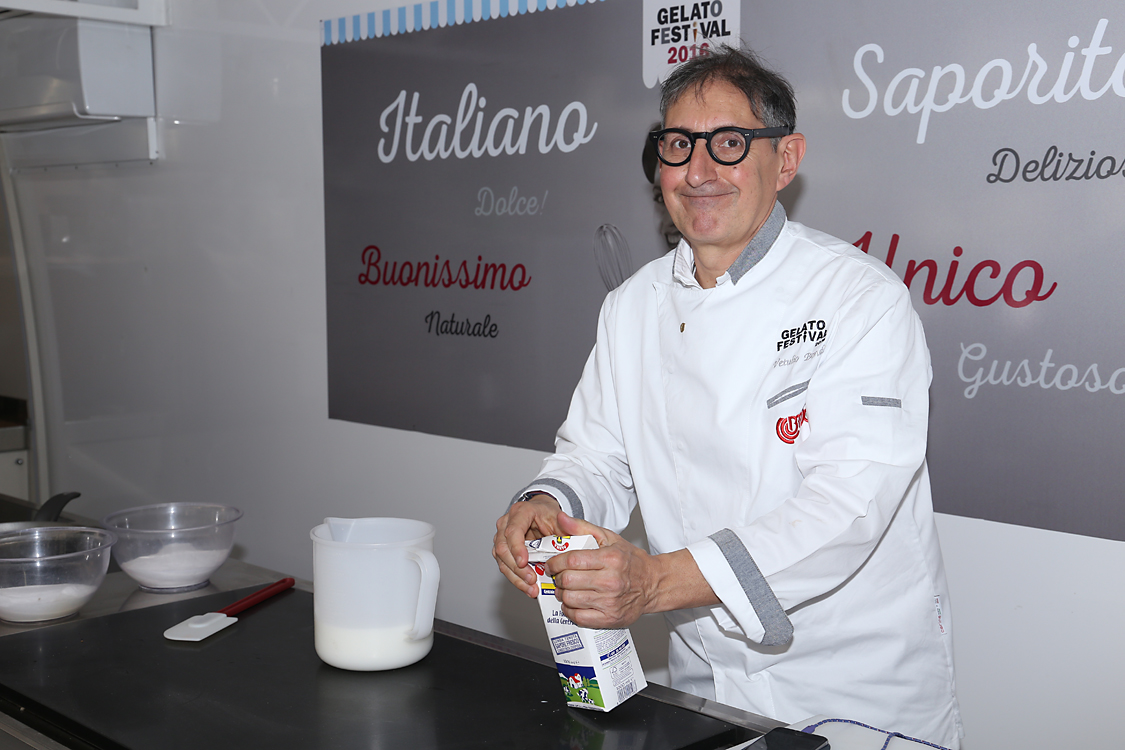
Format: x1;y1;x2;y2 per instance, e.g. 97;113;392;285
516;203;962;748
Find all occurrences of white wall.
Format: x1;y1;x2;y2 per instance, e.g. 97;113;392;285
3;1;1122;748
934;514;1125;748
0;183;27;401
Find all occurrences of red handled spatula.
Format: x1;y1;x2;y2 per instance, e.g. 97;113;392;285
164;578;295;642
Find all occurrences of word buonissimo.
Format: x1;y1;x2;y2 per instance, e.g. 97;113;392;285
357;246;531;291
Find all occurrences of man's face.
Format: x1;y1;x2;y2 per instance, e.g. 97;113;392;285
659;80;801;263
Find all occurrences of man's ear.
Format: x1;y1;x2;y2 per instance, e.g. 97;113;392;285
775;133;806;191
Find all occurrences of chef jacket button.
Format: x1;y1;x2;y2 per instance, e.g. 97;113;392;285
680;323;685;333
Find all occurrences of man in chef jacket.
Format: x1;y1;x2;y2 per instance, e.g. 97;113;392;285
493;46;963;749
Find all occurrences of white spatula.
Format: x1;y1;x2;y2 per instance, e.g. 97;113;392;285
164;578;295;642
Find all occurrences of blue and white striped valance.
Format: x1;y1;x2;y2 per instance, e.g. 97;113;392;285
322;0;605;45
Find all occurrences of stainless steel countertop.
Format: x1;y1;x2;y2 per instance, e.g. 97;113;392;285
0;557;305;750
0;557;782;750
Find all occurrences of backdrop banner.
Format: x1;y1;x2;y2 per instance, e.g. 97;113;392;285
323;0;1125;542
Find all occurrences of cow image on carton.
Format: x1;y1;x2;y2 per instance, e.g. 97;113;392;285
526;535;647;711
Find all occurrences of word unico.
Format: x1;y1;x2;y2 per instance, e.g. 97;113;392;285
958;342;1125;399
854;232;1056;308
358;246;531;291
843;18;1125;143
378;83;597;163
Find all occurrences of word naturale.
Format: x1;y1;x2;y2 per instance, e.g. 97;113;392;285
843;18;1125;143
378;83;597;163
424;311;498;338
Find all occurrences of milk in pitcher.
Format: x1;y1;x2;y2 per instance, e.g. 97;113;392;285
314;622;433;671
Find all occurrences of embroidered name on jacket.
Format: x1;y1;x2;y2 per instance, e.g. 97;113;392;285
777;320;827;351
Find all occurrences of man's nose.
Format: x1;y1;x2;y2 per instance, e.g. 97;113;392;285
685;138;719;184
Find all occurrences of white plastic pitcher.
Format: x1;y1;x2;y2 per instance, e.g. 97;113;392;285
310;517;440;671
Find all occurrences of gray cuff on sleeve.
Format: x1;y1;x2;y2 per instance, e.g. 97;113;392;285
708;528;794;647
510;478;585;520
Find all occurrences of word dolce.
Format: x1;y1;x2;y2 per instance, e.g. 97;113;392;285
843;18;1125;143
378;83;597;163
475;186;548;217
854;232;1056;308
958;343;1125;399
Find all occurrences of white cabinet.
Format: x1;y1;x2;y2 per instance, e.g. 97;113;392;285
0;448;28;500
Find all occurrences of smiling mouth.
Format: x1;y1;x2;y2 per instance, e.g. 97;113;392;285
682;192;734;205
680;185;735;198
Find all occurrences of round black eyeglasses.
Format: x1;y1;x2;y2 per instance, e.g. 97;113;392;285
649;126;792;167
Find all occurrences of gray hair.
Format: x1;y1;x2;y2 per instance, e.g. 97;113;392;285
659;45;797;148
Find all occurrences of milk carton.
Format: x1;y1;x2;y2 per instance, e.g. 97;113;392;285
526;535;647;711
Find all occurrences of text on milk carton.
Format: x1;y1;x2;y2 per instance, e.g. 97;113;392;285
526;535;647;711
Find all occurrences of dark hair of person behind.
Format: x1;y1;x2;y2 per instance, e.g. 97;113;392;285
659;45;797;144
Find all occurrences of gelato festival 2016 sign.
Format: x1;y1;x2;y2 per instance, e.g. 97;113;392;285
641;0;740;88
322;1;1125;543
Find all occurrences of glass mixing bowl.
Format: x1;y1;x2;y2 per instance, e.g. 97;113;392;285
102;503;243;592
0;527;117;623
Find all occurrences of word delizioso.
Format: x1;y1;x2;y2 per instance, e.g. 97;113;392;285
988;145;1124;183
358;245;531;291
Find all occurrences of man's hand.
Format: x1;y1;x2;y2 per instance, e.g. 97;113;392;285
492;493;563;598
547;513;719;629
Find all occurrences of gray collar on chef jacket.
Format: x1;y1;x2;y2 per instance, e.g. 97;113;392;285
726;200;786;285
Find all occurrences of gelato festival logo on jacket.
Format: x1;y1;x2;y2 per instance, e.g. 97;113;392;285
842;18;1125;143
777;320;827;351
777;408;809;445
377;83;597;163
